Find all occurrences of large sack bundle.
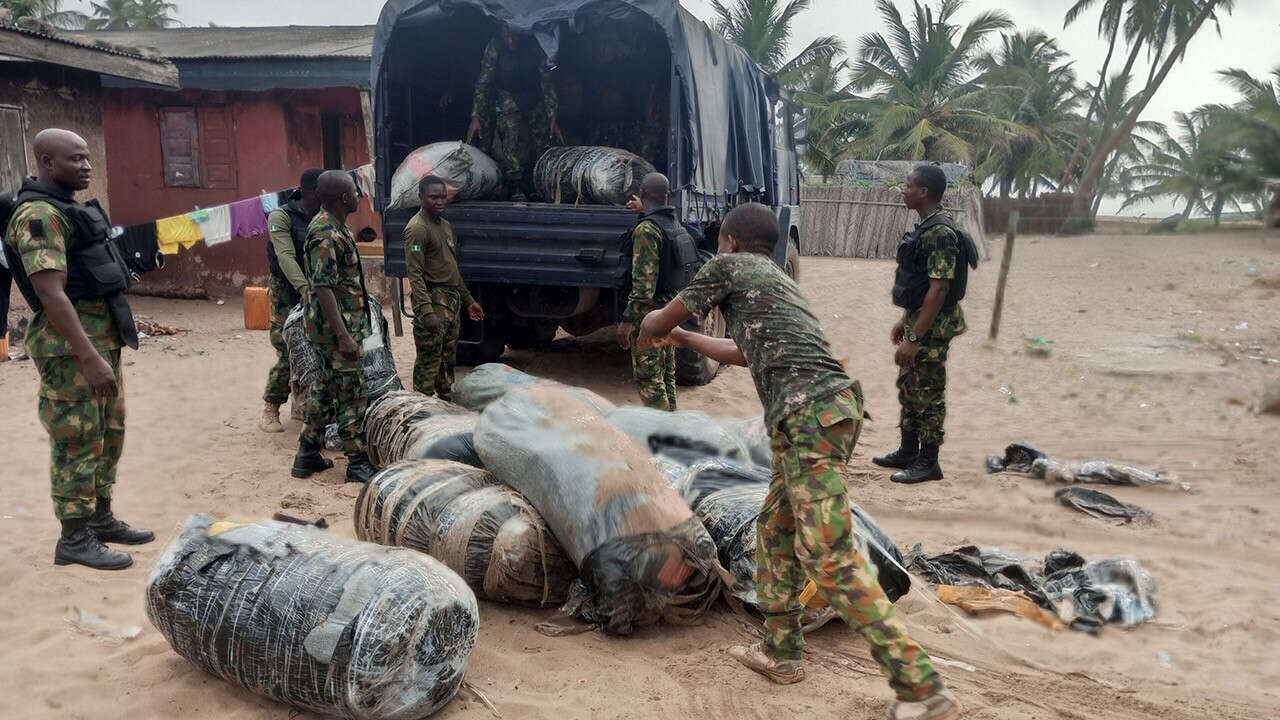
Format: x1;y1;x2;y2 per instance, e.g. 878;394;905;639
607;406;751;461
453;363;615;414
727;415;773;467
676;460;912;604
389;142;502;210
364;391;479;468
355;459;576;607
533;146;655;206
146;514;478;720
474;385;723;634
286;298;403;424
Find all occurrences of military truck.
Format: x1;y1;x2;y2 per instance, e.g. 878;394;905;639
373;0;804;384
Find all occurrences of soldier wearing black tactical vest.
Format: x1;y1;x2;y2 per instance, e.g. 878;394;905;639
619;172;701;410
1;128;151;570
874;164;978;484
259;168;324;434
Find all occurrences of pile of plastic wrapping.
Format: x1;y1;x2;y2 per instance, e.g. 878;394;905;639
452;362;614;414
146;514;478;720
355;459;575;607
284;297;402;430
364;391;480;468
533;146;655;206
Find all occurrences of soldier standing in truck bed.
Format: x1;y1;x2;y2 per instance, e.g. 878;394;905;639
466;23;564;201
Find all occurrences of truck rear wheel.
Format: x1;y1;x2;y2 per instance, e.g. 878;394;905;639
506;320;558;349
675;309;726;386
457;319;506;367
785;240;800;282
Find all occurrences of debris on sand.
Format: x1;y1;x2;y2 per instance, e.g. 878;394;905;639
1055;486;1152;522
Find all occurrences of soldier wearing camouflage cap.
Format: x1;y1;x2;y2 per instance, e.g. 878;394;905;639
2;128;151;570
639;203;958;720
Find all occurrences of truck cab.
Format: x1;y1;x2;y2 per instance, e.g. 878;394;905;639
373;0;803;384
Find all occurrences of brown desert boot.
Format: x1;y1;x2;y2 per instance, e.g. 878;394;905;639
889;689;962;720
727;644;805;684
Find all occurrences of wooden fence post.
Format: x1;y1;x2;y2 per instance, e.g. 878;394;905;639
989;209;1019;341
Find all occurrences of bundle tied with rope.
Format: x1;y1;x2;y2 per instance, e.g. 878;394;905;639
364;391;480;468
474;384;727;634
355;459;576;607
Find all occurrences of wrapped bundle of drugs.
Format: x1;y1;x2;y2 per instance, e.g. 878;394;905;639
388;142;502;209
534;146;655;206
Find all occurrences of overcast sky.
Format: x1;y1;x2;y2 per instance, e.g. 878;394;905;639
71;0;1280;216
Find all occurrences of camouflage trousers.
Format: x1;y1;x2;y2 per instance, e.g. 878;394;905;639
35;350;125;520
759;387;941;702
897;336;951;446
492;91;550;189
263;275;301;405
300;349;366;455
630;327;676;411
412;285;461;399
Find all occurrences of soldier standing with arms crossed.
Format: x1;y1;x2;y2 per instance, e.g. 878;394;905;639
259;167;324;434
639;203;959;720
2;128;152;570
290;171;376;484
404;176;484;399
873;165;976;484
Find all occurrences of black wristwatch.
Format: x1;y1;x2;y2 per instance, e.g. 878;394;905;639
905;327;920;343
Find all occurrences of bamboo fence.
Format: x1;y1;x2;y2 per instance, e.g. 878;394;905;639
799;184;989;260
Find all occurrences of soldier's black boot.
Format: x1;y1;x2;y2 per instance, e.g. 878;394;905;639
292;438;334;478
891;444;945;484
873;431;919;469
55;518;133;570
345;453;376;484
88;499;154;545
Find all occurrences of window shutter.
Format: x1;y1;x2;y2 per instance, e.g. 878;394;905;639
198;107;237;189
159;107;199;188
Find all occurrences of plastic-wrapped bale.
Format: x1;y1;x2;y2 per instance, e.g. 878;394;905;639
355;459;576;607
365;391;478;467
389;142;502;210
145;514;478;720
727;415;773;467
453;362;615;414
607;406;750;461
474;385;723;634
286;298;403;428
533;146;655;206
678;460;911;604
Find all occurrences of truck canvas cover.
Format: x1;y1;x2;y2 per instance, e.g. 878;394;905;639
372;0;775;212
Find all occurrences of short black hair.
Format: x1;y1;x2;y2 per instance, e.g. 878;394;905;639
419;175;447;195
911;164;947;202
299;167;324;191
721;202;779;255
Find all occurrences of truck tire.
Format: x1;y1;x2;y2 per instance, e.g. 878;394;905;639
506;320;558;350
675;309;726;387
785;240;800;282
457;320;506;367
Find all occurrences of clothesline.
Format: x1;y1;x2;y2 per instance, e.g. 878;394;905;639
114;164;376;261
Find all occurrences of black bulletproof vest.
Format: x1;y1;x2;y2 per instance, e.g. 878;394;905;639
496;39;545;110
639;206;701;295
267;199;312;287
891;213;978;311
1;179;138;348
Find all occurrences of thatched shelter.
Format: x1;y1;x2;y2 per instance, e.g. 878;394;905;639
799;182;988;260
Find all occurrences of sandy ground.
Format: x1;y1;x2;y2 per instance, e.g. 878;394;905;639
1;229;1278;719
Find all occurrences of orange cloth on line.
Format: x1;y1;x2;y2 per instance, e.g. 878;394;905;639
156;214;203;253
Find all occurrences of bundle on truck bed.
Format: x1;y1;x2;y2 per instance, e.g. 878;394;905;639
356;459;576;607
474;385;723;634
364;391;481;468
145;514;478;720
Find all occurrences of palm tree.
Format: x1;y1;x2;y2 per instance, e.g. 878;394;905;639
1121;110;1247;224
1062;0;1235;233
0;0;88;29
131;0;178;28
974;31;1085;198
1208;66;1280;181
835;0;1016;163
86;0;179;30
791;52;865;180
709;0;844;84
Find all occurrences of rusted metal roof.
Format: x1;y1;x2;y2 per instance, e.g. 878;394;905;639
0;22;178;86
83;26;374;60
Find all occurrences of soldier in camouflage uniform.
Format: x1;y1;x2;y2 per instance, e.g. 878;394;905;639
260;168;324;434
466;24;563;201
291;171;376;484
404;176;485;398
874;165;971;485
3;129;152;571
619;173;678;410
639;203;959;720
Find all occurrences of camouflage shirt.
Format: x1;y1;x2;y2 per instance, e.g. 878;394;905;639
676;252;852;430
304;208;370;370
623;219;674;324
4;200;123;359
471;36;558;119
907;208;967;340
